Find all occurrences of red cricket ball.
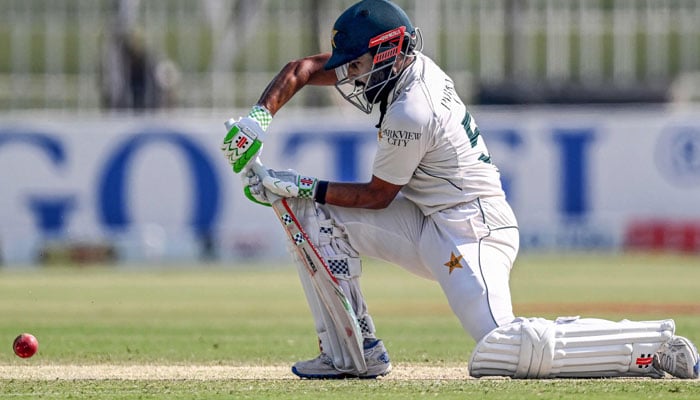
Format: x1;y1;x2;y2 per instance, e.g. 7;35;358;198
13;333;39;358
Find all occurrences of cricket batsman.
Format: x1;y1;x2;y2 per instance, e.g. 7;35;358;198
222;0;699;379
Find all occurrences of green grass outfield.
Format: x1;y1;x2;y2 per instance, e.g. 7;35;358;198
0;253;698;399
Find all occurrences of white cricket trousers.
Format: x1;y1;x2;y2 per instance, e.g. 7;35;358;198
325;194;519;342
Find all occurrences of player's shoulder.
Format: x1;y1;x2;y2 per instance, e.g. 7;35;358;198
385;55;437;130
384;96;431;131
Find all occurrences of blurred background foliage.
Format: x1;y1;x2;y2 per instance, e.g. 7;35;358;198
0;0;699;111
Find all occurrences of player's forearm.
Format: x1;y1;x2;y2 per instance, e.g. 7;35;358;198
257;53;336;115
324;182;385;209
324;179;402;210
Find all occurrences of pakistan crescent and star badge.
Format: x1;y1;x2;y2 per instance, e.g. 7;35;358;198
444;252;463;274
331;29;338;48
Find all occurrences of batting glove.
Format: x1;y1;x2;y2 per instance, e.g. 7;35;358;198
221;105;272;173
241;169;272;207
262;169;321;200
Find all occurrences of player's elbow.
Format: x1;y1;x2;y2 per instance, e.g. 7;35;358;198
284;55;335;86
282;56;327;85
284;59;306;75
365;177;402;209
279;59;307;85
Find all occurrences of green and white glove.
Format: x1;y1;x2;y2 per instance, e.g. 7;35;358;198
262;169;321;200
241;168;272;207
241;168;323;206
221;105;273;173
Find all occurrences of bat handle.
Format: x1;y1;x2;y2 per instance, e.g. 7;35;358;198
249;158;282;203
250;158;269;179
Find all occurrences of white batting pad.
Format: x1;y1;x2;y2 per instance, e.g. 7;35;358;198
469;316;674;378
294;253;356;372
285;199;374;373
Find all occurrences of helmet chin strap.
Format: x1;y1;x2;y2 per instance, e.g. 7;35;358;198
374;93;390;129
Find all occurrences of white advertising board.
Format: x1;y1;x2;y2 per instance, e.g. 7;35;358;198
0;106;698;265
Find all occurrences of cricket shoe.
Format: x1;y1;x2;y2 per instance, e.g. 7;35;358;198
653;336;699;379
291;339;392;379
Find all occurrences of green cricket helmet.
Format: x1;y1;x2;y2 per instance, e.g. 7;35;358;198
326;0;418;113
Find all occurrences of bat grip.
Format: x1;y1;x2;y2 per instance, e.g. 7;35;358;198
250;158;282;203
250;158;269;178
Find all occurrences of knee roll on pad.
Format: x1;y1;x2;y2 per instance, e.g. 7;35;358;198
469;316;674;378
317;219;361;278
289;199;362;280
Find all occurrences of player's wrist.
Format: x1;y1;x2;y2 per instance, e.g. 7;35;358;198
314;180;329;204
247;104;273;131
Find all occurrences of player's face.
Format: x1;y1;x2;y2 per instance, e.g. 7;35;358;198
333;51;397;114
346;53;374;85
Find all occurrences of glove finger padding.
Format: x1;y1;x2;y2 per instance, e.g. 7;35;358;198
263;176;300;197
241;169;271;206
262;169;319;199
270;169;300;182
